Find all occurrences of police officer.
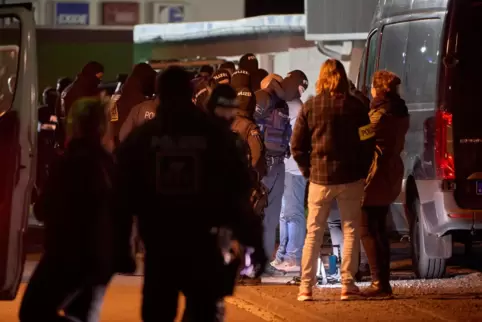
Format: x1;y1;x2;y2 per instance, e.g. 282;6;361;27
118;72;161;142
114;67;266;322
210;69;231;86
254;73;291;277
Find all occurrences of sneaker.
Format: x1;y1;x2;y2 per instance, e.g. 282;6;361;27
271;258;284;267
362;282;393;299
280;262;301;273
297;292;313;301
262;264;286;277
340;285;365;301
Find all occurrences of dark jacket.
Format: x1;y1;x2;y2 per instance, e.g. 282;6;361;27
33;138;120;280
114;102;264;253
353;89;370;109
364;94;410;206
231;113;267;179
254;79;286;120
108;63;156;147
291;92;375;185
119;97;158;142
60;63;103;121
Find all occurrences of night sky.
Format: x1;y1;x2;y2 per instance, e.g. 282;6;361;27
245;0;304;17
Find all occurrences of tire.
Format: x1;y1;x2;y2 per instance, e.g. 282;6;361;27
410;197;447;279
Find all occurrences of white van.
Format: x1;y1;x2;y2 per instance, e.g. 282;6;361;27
0;4;38;300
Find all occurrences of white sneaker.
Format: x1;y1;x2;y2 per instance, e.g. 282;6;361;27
271;258;284;267
280;262;301;273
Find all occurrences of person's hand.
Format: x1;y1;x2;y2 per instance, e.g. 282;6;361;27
251;247;268;278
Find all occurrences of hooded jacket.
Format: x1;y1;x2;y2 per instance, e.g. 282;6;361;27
364;93;410;206
60;62;103;121
112;64;156;130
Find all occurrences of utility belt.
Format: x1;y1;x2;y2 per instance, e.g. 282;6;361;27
266;154;285;167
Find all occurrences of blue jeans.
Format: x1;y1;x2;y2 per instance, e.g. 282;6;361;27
275;173;306;264
262;162;285;259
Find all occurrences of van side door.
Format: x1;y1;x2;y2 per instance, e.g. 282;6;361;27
0;4;38;300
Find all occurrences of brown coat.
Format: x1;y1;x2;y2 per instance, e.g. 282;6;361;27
364;94;410;206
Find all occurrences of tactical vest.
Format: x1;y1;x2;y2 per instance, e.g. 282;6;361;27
257;94;291;156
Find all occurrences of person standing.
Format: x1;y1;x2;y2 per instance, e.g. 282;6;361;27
291;59;375;301
19;98;134;322
207;84;268;286
107;63;156;150
114;67;266;321
361;70;409;298
272;70;309;272
254;73;291;277
60;62;104;148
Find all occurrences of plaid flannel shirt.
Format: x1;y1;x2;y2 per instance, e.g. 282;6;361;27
290;92;375;185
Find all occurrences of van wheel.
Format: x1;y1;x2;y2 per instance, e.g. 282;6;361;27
410;198;447;279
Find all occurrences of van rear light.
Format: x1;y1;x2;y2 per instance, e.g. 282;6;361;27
435;110;455;179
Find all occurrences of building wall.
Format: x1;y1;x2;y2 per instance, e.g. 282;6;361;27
269;47;356;102
5;0;245;26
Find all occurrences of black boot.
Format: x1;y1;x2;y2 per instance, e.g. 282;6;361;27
362;280;393;299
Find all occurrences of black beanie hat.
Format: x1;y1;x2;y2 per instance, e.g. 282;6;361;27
199;65;214;77
231;69;251;91
236;87;256;113
281;69;309;100
81;61;104;77
239;53;258;74
220;61;236;73
211;69;231;85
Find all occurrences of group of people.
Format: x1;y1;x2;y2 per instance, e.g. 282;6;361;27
21;52;409;322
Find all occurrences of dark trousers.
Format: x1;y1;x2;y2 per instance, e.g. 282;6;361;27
142;251;224;322
360;205;391;287
19;255;110;322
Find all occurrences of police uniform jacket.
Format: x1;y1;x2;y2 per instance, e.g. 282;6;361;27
231;113;267;179
119;97;159;143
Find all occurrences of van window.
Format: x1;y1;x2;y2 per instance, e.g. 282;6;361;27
364;32;378;96
358;50;366;89
0;19;20;119
405;19;442;104
379;22;409;90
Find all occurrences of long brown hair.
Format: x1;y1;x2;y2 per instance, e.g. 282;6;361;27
315;59;349;96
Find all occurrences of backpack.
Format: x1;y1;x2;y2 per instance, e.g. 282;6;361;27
231;119;268;218
257;93;291;155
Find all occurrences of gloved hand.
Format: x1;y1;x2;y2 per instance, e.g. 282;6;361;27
251;247;268;278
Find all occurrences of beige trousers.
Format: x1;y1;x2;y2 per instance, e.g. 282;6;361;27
300;180;364;293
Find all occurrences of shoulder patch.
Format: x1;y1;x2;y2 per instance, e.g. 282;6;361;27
358;124;375;141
